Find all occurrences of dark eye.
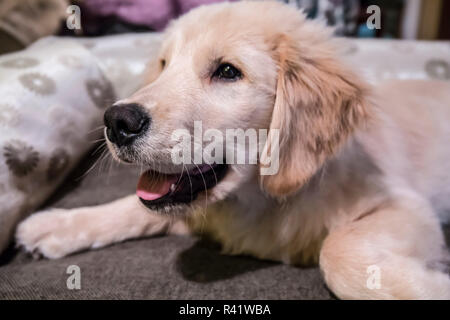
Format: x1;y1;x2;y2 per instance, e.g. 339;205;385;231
160;59;166;69
213;63;241;81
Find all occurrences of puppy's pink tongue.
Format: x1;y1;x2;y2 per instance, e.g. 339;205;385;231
136;171;177;201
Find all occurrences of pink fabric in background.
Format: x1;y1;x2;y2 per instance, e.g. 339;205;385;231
82;0;235;31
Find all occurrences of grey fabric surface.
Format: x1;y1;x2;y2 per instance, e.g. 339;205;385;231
0;152;333;299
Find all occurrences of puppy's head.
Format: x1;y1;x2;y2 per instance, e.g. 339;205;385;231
104;1;370;213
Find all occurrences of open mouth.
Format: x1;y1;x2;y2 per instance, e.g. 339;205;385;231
136;163;229;210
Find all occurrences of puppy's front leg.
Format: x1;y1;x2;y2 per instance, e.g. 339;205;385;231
16;195;189;259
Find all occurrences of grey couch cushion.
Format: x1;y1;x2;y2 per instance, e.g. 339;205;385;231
0;153;333;299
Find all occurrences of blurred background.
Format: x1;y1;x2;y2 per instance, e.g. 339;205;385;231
1;0;449;55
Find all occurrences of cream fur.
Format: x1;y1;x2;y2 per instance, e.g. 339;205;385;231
16;1;450;299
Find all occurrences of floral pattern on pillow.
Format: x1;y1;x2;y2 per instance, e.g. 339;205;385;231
0;40;116;253
3;139;40;177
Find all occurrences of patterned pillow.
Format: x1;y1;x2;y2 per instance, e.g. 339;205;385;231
0;40;115;253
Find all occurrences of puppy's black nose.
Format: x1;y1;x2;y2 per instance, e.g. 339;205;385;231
104;103;150;147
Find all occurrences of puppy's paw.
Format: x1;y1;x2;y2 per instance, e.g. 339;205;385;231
16;209;80;259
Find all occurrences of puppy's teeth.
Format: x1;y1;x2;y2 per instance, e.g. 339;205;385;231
170;184;176;192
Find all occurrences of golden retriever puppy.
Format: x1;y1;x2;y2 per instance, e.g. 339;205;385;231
16;1;450;299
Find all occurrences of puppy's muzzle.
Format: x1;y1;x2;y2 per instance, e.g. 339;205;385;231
104;103;150;147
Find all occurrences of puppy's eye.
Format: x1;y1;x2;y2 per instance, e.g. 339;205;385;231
213;63;241;81
160;59;166;69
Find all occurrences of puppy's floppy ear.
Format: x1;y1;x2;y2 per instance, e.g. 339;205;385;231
260;34;370;198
